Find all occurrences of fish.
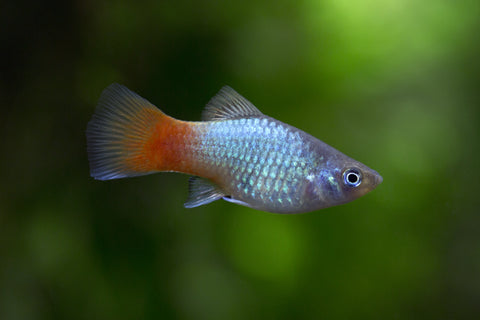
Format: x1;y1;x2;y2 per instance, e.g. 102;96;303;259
86;84;382;214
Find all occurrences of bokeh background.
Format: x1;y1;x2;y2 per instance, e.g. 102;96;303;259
1;0;479;319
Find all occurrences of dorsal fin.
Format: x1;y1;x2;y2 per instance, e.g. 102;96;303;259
202;86;263;121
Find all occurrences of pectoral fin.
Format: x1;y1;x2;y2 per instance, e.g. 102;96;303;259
184;177;225;208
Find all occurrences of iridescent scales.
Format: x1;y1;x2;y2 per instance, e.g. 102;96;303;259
190;116;314;211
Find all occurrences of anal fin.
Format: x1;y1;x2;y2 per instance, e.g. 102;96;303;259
184;177;225;208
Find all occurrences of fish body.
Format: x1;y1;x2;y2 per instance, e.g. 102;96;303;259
87;84;382;213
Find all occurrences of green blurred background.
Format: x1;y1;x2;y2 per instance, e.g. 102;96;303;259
1;0;479;319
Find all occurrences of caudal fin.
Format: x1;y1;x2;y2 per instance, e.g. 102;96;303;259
86;84;168;180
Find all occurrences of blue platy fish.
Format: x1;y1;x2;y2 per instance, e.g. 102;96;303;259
87;84;382;213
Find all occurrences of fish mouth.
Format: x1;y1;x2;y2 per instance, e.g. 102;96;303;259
367;168;382;188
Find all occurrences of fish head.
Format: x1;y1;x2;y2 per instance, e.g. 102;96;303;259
306;157;383;209
337;160;383;202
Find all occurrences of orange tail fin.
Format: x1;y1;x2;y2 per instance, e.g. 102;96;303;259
86;84;177;180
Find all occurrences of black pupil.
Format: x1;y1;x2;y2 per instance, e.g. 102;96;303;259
347;172;358;184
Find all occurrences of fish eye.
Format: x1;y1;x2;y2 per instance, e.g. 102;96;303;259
343;168;362;187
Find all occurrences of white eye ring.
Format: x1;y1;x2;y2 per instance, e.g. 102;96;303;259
343;168;362;187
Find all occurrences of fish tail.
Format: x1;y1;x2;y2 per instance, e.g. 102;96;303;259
86;83;181;180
